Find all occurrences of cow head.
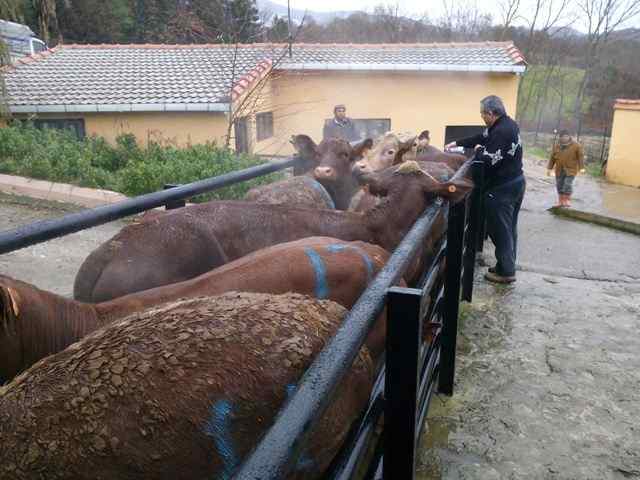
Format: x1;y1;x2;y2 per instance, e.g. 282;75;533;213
355;160;474;205
353;132;416;174
313;138;373;183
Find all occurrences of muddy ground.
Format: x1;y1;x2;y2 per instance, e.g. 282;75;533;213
0;192;127;296
417;159;640;479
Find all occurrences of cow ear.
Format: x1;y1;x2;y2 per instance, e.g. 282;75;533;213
394;135;417;165
350;138;373;160
418;130;430;142
433;161;474;203
291;135;318;160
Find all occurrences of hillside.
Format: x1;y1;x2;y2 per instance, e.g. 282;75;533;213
257;0;356;24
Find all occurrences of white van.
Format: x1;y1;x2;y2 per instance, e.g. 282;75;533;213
0;19;47;62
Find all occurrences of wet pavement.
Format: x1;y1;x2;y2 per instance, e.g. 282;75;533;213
525;154;640;225
417;157;640;479
0;193;126;297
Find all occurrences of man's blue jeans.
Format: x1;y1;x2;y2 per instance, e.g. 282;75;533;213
485;175;526;277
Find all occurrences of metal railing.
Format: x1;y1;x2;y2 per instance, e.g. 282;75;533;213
0;156;302;254
0;155;486;480
234;161;485;480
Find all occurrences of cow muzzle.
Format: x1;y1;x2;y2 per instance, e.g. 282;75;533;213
314;166;337;181
353;161;372;174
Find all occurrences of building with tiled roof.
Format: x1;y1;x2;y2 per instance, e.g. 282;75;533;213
3;42;526;154
607;99;640;187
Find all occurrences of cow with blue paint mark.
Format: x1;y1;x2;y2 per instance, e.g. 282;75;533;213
0;238;391;382
0;292;375;480
74;160;473;302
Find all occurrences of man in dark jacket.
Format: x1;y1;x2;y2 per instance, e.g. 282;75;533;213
445;95;526;284
323;104;360;142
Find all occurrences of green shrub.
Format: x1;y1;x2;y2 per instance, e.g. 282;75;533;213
0;124;282;201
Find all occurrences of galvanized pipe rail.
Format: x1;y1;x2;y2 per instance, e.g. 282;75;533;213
0;156;301;255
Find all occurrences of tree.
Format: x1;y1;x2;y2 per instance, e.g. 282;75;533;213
132;0;176;42
56;0;135;43
1;0;25;117
438;0;493;41
514;0;573;124
33;0;61;44
266;15;289;42
573;0;640;138
192;0;262;43
498;0;522;40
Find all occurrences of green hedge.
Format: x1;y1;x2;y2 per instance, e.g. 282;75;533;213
0;125;282;201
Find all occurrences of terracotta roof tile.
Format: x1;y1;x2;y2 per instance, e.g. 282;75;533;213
4;42;526;109
615;99;640;111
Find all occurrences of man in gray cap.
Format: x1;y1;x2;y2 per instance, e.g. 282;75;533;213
323;104;360;142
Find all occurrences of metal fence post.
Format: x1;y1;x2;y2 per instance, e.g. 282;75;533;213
439;200;465;396
163;184;186;210
470;159;487;252
461;196;476;302
461;160;485;302
384;286;422;480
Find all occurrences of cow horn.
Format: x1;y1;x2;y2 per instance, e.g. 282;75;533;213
7;288;20;317
1;286;20;336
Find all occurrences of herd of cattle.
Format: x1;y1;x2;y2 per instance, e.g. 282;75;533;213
0;132;473;479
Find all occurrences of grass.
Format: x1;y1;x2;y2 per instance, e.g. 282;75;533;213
518;65;588;127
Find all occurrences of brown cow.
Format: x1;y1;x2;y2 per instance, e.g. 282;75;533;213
293;135;373;210
413;145;468;170
353;131;416;174
1;237;390;383
243;136;335;209
350;156;457;212
74;161;473;303
0;292;374;480
244;176;336;209
349;132;417;212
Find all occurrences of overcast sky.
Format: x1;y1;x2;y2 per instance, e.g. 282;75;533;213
268;0;640;31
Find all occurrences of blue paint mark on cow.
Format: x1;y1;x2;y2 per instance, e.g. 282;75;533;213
326;244;375;282
286;383;297;398
203;400;237;480
304;248;329;299
304;177;336;209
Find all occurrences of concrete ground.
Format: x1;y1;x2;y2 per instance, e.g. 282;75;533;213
417;158;640;479
0;192;127;297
